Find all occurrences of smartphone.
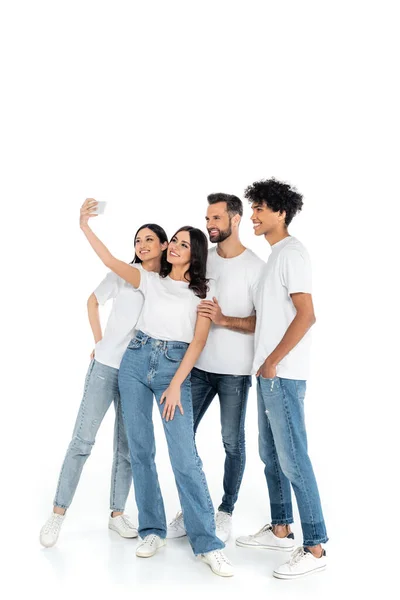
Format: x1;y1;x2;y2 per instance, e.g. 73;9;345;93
94;201;107;215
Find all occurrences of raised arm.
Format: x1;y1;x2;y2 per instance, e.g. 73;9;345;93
79;198;141;289
160;314;212;421
197;297;256;333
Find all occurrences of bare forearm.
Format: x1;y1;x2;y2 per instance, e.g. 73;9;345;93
221;315;256;333
171;339;206;387
268;313;316;366
80;224;140;287
87;294;102;344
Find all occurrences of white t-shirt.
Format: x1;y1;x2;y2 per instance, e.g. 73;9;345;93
253;236;313;380
93;264;144;369
195;247;266;375
136;269;215;343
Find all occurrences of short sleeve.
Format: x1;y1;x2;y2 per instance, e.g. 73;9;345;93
93;272;120;305
280;248;312;295
206;277;217;300
251;262;267;306
137;268;160;296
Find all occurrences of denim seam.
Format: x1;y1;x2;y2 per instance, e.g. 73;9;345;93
110;397;120;510
281;381;317;540
303;535;329;546
54;360;95;506
228;376;249;512
259;378;293;524
193;378;217;433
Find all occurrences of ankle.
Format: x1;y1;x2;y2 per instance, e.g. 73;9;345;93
306;544;323;558
111;511;123;518
53;507;66;516
272;524;291;538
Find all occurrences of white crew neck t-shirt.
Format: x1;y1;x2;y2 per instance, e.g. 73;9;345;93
195;247;266;375
253;236;313;380
136;269;215;343
94;264;144;369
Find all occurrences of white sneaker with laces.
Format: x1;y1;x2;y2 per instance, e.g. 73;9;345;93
215;510;232;542
273;546;327;579
236;523;295;551
40;513;66;548
200;549;234;577
136;534;166;558
167;510;186;538
108;514;138;538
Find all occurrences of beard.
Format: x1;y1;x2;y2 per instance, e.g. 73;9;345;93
208;223;232;243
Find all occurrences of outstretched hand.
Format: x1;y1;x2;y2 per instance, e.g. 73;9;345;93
80;198;98;228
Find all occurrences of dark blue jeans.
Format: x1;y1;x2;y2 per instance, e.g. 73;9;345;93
191;367;251;514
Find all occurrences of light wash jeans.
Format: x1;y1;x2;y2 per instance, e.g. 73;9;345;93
257;376;328;546
191;367;251;514
118;331;224;556
54;359;132;512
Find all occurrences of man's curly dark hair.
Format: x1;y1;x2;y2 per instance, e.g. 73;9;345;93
244;178;303;226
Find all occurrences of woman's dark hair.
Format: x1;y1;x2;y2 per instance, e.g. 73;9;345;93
160;226;209;299
244;178;303;226
131;223;168;271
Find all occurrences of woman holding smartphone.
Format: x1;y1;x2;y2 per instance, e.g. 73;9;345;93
79;198;234;578
40;222;168;548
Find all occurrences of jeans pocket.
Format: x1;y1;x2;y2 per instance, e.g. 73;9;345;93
258;375;280;393
127;338;142;350
164;346;186;362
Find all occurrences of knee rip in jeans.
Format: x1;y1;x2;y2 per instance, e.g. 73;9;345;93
72;434;95;450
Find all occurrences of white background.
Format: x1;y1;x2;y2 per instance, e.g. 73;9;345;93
1;1;399;598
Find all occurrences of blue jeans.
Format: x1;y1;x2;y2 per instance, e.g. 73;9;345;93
257;376;328;546
191;367;251;514
54;360;132;511
118;331;224;556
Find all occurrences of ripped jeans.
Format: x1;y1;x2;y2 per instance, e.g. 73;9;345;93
257;376;328;546
54;360;132;512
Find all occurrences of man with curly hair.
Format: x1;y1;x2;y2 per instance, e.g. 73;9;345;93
236;178;328;580
167;193;265;543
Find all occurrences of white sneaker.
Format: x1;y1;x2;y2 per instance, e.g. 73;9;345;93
215;510;232;542
236;523;295;551
273;546;327;579
108;514;138;538
167;510;186;538
40;513;66;548
136;534;166;558
200;549;234;577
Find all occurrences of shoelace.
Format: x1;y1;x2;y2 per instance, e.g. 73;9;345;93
215;512;231;527
169;511;184;529
119;515;135;530
44;514;63;535
211;550;232;566
142;534;158;547
252;523;273;537
287;547;307;566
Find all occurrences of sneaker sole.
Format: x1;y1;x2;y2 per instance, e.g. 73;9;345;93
39;537;58;548
108;524;138;538
200;556;234;577
236;539;294;552
273;564;327;579
136;541;166;558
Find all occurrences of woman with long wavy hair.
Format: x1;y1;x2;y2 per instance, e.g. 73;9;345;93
40;223;168;548
79;198;233;577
